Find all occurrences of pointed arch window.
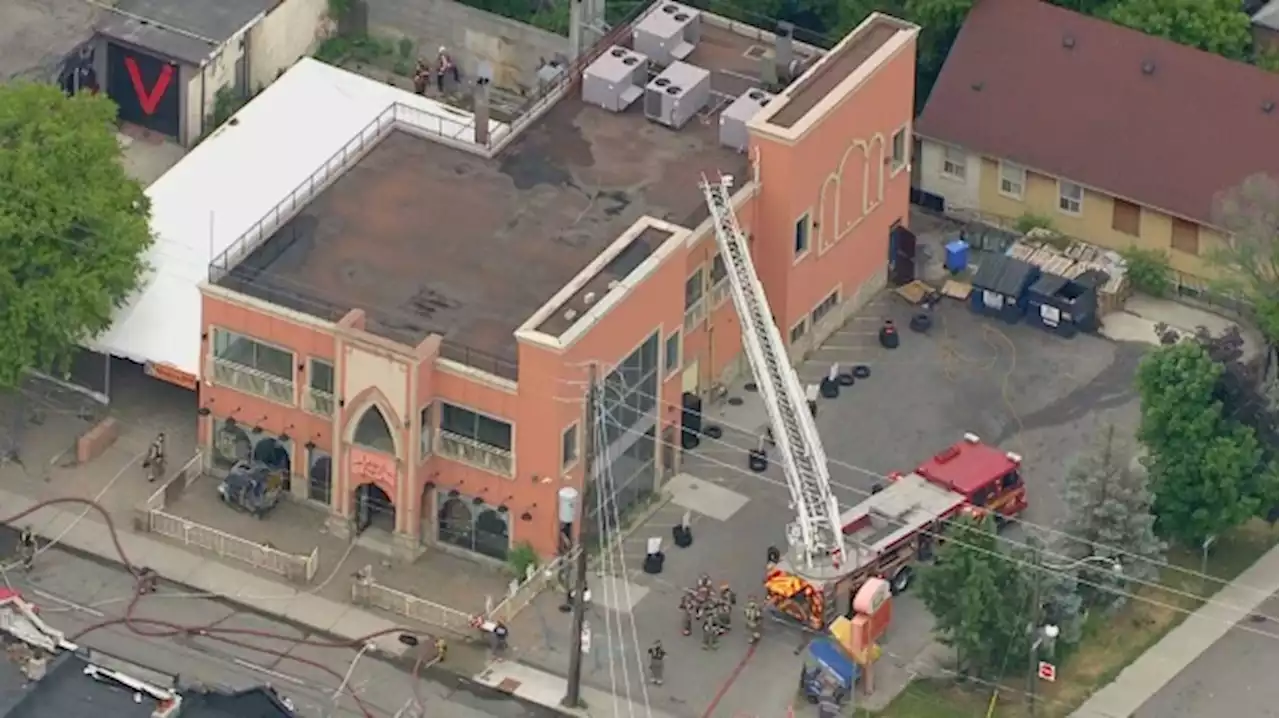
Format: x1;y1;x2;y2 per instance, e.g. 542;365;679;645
353;405;396;454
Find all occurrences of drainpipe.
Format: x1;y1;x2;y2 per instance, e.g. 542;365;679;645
198;60;208;145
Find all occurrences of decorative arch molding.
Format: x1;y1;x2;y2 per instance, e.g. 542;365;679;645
814;132;888;254
867;133;887;213
343;386;404;459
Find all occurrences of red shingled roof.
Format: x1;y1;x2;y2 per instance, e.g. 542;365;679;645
915;0;1278;226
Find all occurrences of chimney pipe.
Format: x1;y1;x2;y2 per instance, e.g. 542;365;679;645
474;76;491;146
775;21;794;81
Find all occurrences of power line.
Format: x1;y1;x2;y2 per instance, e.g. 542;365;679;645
552;371;1276;602
573;395;1278;637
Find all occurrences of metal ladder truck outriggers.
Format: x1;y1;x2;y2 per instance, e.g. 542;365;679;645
700;173;850;612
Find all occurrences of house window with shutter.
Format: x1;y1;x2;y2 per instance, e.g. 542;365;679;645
1112;199;1141;236
1170;218;1200;255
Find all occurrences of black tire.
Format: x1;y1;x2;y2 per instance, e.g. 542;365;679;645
852;364;871;379
890;566;914;594
704;424;724;439
836;373;855;386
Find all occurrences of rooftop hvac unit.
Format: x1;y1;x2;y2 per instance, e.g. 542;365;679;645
582;46;651;112
719;87;775;152
633;2;702;67
644;61;711;129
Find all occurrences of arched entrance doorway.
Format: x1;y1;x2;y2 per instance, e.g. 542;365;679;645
354;483;395;534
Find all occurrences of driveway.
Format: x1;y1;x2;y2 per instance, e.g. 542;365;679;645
505;294;1147;716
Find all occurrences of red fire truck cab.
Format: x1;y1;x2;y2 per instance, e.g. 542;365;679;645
910;432;1027;525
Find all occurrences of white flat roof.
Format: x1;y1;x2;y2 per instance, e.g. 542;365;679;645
89;58;510;381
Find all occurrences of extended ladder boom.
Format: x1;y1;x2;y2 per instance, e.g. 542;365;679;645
699;174;845;570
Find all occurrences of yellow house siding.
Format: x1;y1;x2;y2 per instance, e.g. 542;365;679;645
975;157;1222;280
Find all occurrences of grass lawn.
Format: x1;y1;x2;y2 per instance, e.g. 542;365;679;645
868;519;1278;718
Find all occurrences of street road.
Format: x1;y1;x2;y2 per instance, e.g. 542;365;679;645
1134;594;1278;718
0;528;553;718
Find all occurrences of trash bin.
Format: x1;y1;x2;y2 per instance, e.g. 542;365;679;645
944;239;970;274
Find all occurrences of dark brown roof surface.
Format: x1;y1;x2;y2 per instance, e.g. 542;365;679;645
915;0;1279;226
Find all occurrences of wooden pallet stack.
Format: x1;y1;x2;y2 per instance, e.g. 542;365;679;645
1009;232;1130;315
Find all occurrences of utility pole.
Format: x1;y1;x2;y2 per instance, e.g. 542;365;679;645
1025;536;1044;718
562;364;597;709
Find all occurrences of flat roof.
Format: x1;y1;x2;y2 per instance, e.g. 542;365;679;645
4;654;164;718
89;58;508;379
767;17;901;128
96;0;273;64
216;24;758;364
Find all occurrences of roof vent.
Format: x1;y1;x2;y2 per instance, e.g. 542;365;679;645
1062;34;1075;49
608;280;621;290
662;3;678;12
610;47;626;58
970;81;984;92
622;56;638;65
666;85;681;95
564;309;578;321
1264;100;1276;114
1141;60;1156;75
674;12;690;20
748;90;765;101
963;432;980;443
654;77;671;87
583;291;597;305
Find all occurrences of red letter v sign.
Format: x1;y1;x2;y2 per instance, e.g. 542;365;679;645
124;56;174;116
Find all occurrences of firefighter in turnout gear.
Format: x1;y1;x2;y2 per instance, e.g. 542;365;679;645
18;526;37;570
679;592;696;636
717;584;736;632
743;596;763;644
647;641;666;685
701;610;719;650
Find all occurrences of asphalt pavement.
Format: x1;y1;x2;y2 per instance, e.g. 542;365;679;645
1132;594;1278;718
0;526;558;718
504;297;1143;716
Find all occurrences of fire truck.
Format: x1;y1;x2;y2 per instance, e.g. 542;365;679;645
764;434;1028;631
697;175;1027;636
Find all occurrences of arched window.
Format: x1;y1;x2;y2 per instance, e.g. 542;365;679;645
353;405;396;454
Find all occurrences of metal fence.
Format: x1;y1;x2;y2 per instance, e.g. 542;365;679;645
144;509;319;584
352;577;475;634
486;553;570;624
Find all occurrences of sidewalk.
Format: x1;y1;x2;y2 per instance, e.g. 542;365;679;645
475;660;679;718
3;488;414;659
1070;545;1279;718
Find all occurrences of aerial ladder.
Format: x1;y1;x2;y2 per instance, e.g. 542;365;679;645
699;173;846;574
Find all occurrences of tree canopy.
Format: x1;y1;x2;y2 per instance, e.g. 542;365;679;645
1058;424;1165;608
1136;340;1264;545
0;83;153;389
918;514;1035;678
1209;174;1279;348
1109;0;1254;61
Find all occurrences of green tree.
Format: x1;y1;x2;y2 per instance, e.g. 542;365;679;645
1109;0;1253;61
1136;341;1264;545
918;514;1033;677
0;84;153;389
1058;425;1166;608
1209;174;1279;348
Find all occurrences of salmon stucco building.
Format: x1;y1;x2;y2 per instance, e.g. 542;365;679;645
187;9;919;564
